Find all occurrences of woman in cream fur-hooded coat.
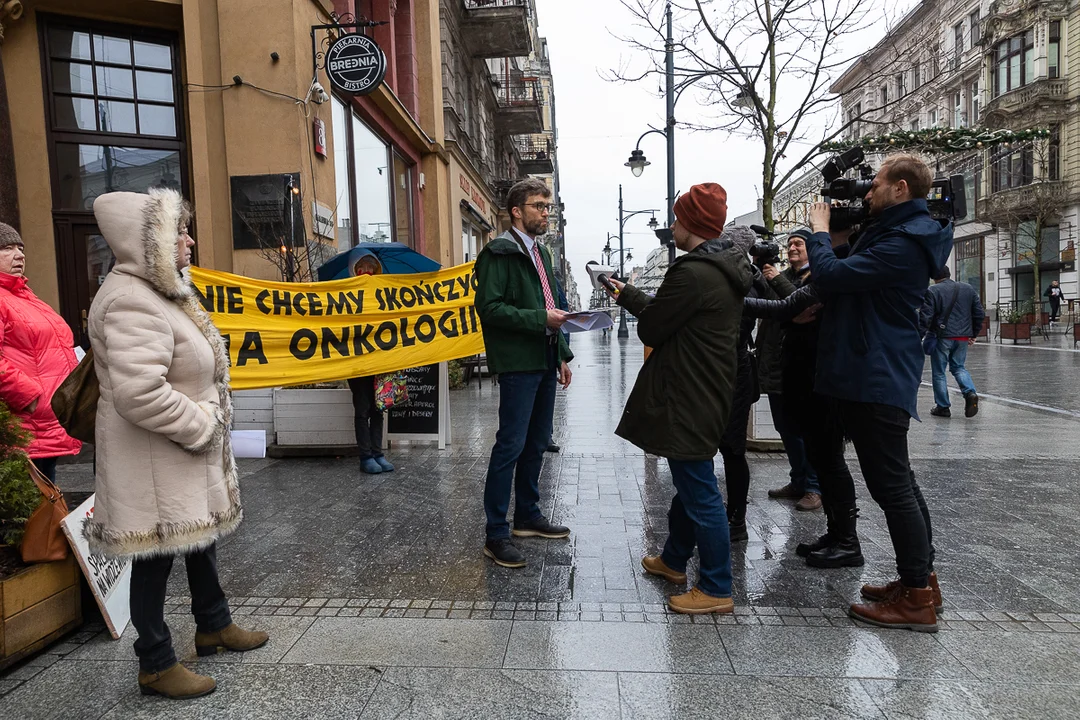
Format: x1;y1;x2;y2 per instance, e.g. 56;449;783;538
84;188;241;559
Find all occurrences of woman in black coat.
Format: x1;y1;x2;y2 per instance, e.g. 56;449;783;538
742;230;863;568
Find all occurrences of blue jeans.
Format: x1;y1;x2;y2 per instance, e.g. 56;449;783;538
483;358;557;540
931;339;976;408
767;393;819;494
661;459;733;598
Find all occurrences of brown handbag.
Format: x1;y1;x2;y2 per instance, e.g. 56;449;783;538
51;348;99;443
20;459;70;564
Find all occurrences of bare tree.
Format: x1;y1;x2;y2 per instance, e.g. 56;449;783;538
233;189;338;283
611;0;961;230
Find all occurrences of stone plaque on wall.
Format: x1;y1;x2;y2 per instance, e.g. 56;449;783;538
230;173;304;250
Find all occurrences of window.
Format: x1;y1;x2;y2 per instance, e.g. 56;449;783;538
910;119;920;131
954;91;963;127
330;97;415;247
994;30;1034;96
991;145;1033;192
896;72;906;98
1049;20;1061;79
1049;124;1061;181
880;84;888;107
969;10;981;45
850;102;862;138
954;22;964;65
914;62;922;89
42;23;183;210
929;108;938;127
970;81;980;124
955;236;984;300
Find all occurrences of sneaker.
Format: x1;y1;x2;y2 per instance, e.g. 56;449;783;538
374;456;395;472
483;538;527;568
929;406;951;418
512;516;570;539
667;587;735;615
795;492;823;512
360;458;383;474
767;482;802;499
641;556;687;584
963;392;979;418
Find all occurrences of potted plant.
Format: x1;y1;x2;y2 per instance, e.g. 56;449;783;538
0;401;81;671
998;302;1033;343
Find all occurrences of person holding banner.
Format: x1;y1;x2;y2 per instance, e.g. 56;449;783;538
347;252;395;474
476;178;573;568
87;189;267;700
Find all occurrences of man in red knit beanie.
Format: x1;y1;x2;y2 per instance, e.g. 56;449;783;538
605;182;753;614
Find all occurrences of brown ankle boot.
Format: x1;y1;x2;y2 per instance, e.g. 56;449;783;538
641;556;688;584
861;572;943;612
195;623;269;657
849;585;938;632
138;663;216;699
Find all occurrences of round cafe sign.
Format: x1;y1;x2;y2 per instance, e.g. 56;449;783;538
325;33;387;96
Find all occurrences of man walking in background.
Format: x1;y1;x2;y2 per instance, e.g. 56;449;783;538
920;266;984;418
475;178;574;568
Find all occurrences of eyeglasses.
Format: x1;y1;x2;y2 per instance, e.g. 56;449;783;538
524;202;552;213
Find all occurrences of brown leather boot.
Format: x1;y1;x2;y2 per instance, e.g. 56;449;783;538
195;623;269;657
667;587;734;615
641;556;687;584
861;572;943;612
138;663;216;699
849;585;938;632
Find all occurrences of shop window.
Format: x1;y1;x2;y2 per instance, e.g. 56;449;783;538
955;236;984;300
42;20;183;210
330;97;414;247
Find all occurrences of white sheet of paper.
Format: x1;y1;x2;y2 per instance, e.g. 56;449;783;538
231;430;267;458
74;346;86;362
563;311;615;333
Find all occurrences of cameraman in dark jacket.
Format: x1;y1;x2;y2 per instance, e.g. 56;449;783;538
918;266;984;418
609;183;753;616
806;154;952;633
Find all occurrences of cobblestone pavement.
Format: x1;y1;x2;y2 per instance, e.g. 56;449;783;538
4;331;1080;718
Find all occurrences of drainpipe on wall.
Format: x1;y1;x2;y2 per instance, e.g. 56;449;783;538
0;2;24;230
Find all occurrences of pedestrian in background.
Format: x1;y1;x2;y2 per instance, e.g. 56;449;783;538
0;222;82;482
88;189;267;699
1045;280;1066;323
758;232;821;512
920;266;983;419
609;183;752;615
348;251;395;474
475;177;573;569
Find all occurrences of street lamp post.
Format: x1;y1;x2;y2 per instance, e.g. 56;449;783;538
617;183;659;338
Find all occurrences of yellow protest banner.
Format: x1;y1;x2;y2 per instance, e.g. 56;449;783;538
189;263;485;390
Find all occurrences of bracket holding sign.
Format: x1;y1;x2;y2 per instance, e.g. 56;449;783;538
311;13;389;98
384;362;452;450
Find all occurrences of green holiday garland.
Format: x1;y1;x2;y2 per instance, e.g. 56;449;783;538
822;127;1050;153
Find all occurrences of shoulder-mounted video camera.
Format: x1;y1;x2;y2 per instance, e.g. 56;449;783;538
747;225;783;268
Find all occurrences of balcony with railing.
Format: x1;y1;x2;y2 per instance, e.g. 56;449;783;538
494;77;543;135
978;180;1068;224
514;135;554;174
984;78;1068;125
462;0;533;59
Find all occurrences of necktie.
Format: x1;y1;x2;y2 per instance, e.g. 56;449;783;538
532;243;556;311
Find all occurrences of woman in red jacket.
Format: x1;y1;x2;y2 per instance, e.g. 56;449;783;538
0;223;81;481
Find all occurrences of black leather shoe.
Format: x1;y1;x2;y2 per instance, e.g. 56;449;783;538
546;443;560;453
796;532;832;558
930;405;951;418
483;538;527;568
806;540;865;568
728;521;748;543
512;516;570;539
964;392;978;418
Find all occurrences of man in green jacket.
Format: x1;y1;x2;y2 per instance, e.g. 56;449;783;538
475;178;574;568
607;183;753;614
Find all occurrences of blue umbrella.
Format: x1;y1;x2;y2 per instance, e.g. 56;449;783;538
317;243;441;280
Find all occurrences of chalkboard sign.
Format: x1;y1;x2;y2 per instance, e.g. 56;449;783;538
385;362;450;448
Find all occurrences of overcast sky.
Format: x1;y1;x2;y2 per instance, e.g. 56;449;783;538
534;0;912;301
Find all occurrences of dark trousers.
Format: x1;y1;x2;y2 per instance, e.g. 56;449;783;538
767;393;819;494
720;447;750;524
347;376;384;459
662;458;733;598
130;543;232;673
798;393;857;506
838;401;935;587
1049;299;1061;320
32;457;59;483
483;349;557;540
